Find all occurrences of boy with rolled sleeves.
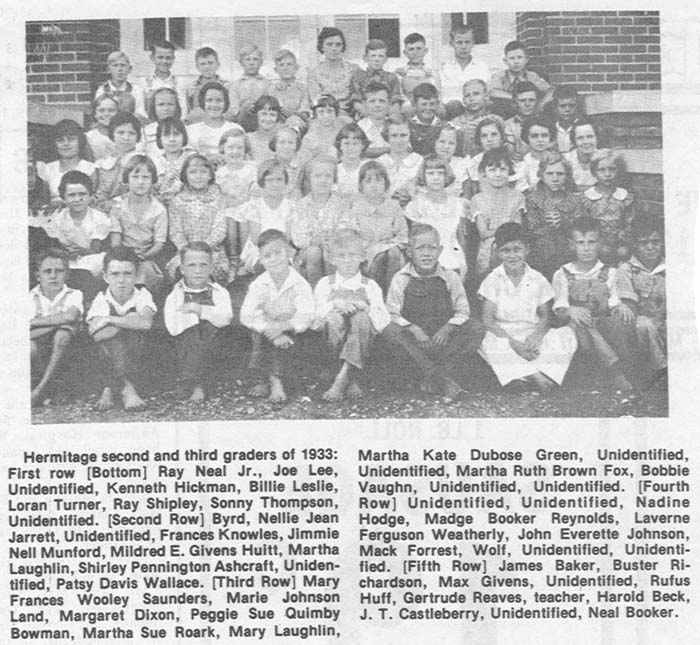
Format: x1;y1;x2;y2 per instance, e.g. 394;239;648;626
164;242;233;403
240;229;315;403
382;224;485;401
86;247;156;411
552;217;635;391
489;41;552;118
313;229;390;402
614;214;667;381
30;249;84;405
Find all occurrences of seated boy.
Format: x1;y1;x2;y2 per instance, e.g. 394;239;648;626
239;229;315;402
488;40;552;118
313;229;390;401
552;217;635;391
231;45;270;129
395;33;441;110
86;247;156;411
185;47;232;122
164;242;233;403
95;51;137;115
350;39;402;118
382;224;485;401
552;86;580;153
269;49;311;130
408;83;443;157
504;81;541;162
30;249;84;405
357;82;392;158
614;214;666;382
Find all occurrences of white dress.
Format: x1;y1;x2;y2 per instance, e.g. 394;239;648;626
187;121;243;160
404;193;467;273
37;159;95;201
478;264;577;385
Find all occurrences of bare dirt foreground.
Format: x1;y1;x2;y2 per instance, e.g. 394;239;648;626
31;331;668;425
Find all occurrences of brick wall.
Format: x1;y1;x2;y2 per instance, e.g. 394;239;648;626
516;11;660;92
26;20;120;117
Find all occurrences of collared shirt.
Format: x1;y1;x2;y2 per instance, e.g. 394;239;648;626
552;260;620;311
504;114;529;162
86;128;115;161
313;271;390;333
478;263;553;328
109;195;168;249
94;80;138;115
186;120;244;159
349;68;402;105
37;159;96;201
87;286;156;321
134;73;188;121
439;57;490;103
44;207;110;252
30;284;83;318
488;69;552;99
358;117;389;150
240;267;314;334
583;186;635;244
556;121;575;153
164;279;233;336
387;262;470;327
376;152;423;195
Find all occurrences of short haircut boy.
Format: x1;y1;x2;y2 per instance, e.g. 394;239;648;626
504;40;526;55
567;216;600;239
156;116;189;148
151;40;175;55
103;245;139;272
494;222;528;248
450;24;474;41
412;82;439;103
512;80;539;100
180;240;213;261
257;228;290;250
362;82;390;101
274;49;297;64
553;86;578;102
108;111;143;141
107;51;131;66
195;46;218;62
366;39;387;54
408;222;440;245
239;44;262;62
632;213;664;241
58;169;93;198
121;153;158;184
404;32;426;47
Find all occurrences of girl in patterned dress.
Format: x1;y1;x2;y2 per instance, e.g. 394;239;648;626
152;117;194;207
334;123;369;200
167;155;228;284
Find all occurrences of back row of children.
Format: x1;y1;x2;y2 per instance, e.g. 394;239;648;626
29;29;665;408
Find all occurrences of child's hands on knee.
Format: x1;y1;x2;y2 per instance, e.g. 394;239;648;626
272;333;294;349
409;324;431;349
612;303;635;326
432;323;454;348
567;306;592;327
509;337;538;361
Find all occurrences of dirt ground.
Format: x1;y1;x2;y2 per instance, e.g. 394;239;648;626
31;328;668;425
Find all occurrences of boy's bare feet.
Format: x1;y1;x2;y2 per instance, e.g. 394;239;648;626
189;385;206;403
249;382;269;398
95;387;114;411
323;363;350;402
268;376;287;403
442;377;462;403
528;371;557;394
122;381;146;410
346;380;363;399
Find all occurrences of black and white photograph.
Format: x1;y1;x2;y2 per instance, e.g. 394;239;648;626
25;11;668;423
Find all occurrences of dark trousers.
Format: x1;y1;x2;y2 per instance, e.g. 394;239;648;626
174;322;219;384
381;320;485;379
96;330;144;390
570;316;633;371
248;330;296;379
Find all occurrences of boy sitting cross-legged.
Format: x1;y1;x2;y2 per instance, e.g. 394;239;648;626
164;242;234;403
313;229;390;402
239;229;315;402
552;217;635;391
30;249;84;406
86;246;156;411
381;224;485;402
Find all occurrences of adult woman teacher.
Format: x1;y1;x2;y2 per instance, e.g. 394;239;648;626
564;119;601;192
306;27;359;116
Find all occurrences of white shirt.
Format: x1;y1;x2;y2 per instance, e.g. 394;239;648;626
30;284;83;317
87;286;156;321
313;272;390;333
164;280;233;336
44;207;110;251
187;121;244;160
37;159;95;200
134;73;188;122
240;268;314;335
440;57;491;103
552;260;620;311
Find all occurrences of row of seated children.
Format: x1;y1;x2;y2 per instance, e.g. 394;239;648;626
31;212;666;409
